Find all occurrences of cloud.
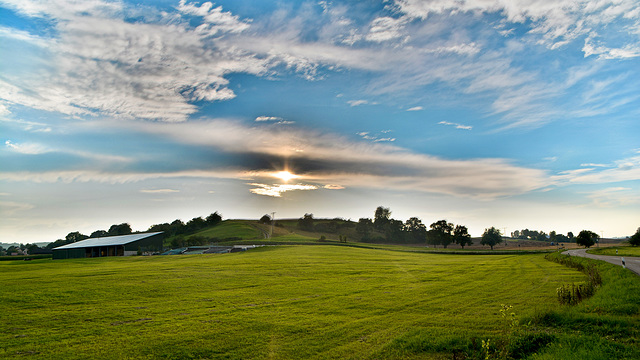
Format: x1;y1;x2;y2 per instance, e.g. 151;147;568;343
438;121;472;130
0;200;35;216
406;106;423;111
347;100;370;107
5;140;50;155
365;16;408;43
392;0;640;52
248;183;318;197
140;189;180;194
323;184;345;190
4;140;130;163
0;0;270;122
585;187;640;207
556;155;640;185
256;116;283;122
357;131;395;142
77;119;550;199
255;116;295;125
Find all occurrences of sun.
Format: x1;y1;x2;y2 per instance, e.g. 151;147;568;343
273;170;299;182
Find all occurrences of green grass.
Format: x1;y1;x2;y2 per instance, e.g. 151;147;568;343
193;220;263;240
588;246;640;257
2;246;630;359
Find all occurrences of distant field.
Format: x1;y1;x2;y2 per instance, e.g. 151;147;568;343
588;246;640;257
194;221;263;240
2;246;639;359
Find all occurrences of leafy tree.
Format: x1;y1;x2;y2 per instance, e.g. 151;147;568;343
404;217;427;243
549;231;557;242
576;230;599;248
567;232;574;240
108;223;132;236
630;227;640;246
453;225;472;249
26;243;41;254
384;219;405;243
170;219;186;235
90;230;108;238
205;212;222;225
297;213;314;231
148;223;171;233
429;220;454;248
259;214;272;224
315;221;338;233
355;218;374;237
66;231;89;243
374;206;391;230
186;217;206;232
481;227;502;250
46;239;68;250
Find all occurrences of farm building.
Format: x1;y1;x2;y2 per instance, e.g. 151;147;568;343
52;232;164;260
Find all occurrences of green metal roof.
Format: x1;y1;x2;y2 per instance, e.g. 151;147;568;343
52;232;163;250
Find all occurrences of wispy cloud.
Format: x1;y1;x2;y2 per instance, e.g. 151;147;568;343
255;116;295;124
347;99;373;107
406;106;423;111
438;121;472;130
140;189;180;194
585;187;640;207
5;140;50;155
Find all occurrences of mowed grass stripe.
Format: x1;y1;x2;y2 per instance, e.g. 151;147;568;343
1;246;583;359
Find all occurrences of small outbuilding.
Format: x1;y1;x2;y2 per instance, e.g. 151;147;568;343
52;232;164;260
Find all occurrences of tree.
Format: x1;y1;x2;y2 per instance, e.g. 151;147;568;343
405;217;427;243
186;217;206;232
630;227;640;247
430;220;454;248
549;231;557;243
576;230;599;248
108;223;132;236
90;230;108;238
374;206;391;230
453;225;472;249
481;227;502;250
66;231;88;243
384;219;405;243
297;213;314;231
206;212;222;226
259;214;272;224
567;232;574;240
355;218;374;237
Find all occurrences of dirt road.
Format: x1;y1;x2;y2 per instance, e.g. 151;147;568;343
563;248;640;276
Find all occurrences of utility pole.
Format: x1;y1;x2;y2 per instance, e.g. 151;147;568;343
269;212;276;239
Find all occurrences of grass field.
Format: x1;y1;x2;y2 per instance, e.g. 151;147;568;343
1;246;639;359
588;246;640;257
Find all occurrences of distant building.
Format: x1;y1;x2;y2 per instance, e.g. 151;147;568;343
52;232;164;260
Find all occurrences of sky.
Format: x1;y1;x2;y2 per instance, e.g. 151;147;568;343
1;0;639;243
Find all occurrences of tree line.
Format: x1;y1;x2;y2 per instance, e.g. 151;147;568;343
511;229;574;243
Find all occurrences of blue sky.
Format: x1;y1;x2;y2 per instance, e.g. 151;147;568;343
1;0;639;243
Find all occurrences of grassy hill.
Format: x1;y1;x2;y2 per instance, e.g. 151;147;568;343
1;246;638;359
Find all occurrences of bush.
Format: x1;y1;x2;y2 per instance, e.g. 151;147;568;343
546;253;602;305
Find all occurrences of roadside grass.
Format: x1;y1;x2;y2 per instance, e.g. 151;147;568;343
528;252;640;359
587;246;640;257
0;246;593;359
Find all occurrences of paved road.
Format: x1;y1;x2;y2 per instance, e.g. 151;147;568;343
563;248;640;276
